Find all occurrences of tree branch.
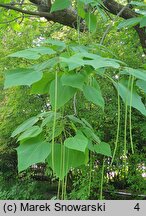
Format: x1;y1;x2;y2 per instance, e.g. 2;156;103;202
103;0;136;19
103;0;146;52
0;3;52;18
0;3;86;31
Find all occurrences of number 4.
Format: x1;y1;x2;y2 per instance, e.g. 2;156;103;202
134;203;140;211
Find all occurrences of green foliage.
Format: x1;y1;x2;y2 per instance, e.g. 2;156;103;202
121;67;146;81
114;79;146;116
118;17;143;29
4;38;146;185
12;116;40;137
4;68;43;88
8;47;56;60
136;80;146;94
16;136;51;172
47;144;89;180
49;77;76;110
64;132;88;152
94;142;112;157
0;176;55;200
83;84;104;110
51;0;71;12
61;73;86;90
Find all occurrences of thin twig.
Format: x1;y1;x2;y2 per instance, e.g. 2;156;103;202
100;4;129;45
0;3;52;18
0;16;28;24
73;93;77;116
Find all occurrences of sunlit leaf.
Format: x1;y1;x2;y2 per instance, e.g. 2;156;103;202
136;80;146;94
47;144;88;179
118;17;142;29
83;85;105;109
17;126;42;141
140;17;146;27
94;142;112;157
11;116;39;137
64;132;88;152
114;79;146;116
32;58;58;71
17;136;51;172
4;68;43;88
60;56;85;70
51;0;71;12
121;67;146;81
8;47;55;59
49;77;76;110
41;111;61;127
31;73;54;94
61;73;86;90
67;115;85;126
130;1;146;7
42;39;66;47
81;127;101;144
85;13;97;32
77;1;86;18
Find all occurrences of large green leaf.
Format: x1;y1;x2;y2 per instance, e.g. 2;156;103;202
136;10;146;16
114;80;146;116
8;50;40;60
60;53;121;70
85;59;120;69
49;77;76;110
8;47;56;60
77;1;86;18
31;73;54;94
28;47;56;55
42;39;66;48
16;136;51;172
41;111;61;127
47;144;88;179
61;73;86;90
81;118;93;129
11;116;39;137
81;127;101;144
32;58;58;71
67;115;85;126
64;132;88;152
51;0;71;12
136;80;146;94
118;17;142;29
121;67;146;81
83;85;105;109
140;17;146;27
60;56;85;71
49;123;64;140
17;126;42;141
94;142;112;157
4;68;43;88
130;1;146;7
85;13;97;32
78;52;121;68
